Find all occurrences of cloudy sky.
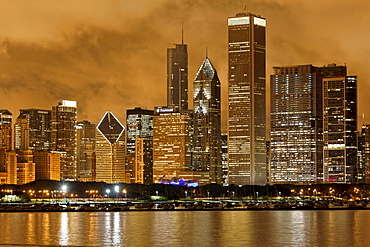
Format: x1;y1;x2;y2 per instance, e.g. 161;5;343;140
0;0;369;131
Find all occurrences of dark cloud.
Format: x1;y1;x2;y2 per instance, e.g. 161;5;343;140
0;0;369;129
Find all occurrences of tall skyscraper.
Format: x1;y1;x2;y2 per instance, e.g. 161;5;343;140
270;65;324;184
134;138;153;185
18;109;51;151
167;39;188;112
270;64;357;184
95;111;126;184
126;107;153;183
323;72;357;183
51;100;77;181
14;116;29;151
359;125;370;183
227;13;267;185
0;110;13;151
16;150;35;185
192;56;222;183
76;120;96;181
153;106;192;182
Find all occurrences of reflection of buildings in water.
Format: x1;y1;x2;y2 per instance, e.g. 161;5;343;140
59;212;70;246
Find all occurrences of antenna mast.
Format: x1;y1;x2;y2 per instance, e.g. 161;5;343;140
182;21;184;44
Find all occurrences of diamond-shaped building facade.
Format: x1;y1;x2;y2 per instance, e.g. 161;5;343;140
95;111;126;183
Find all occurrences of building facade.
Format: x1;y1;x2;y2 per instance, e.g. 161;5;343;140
192;56;222;183
0;110;13;151
167;43;188;112
51;100;77;180
126;107;153;183
18;109;51;151
323;74;357;183
95;111;126;184
153;106;192;182
134;138;153;185
270;65;323;184
227;13;267;185
34;151;61;181
76;120;96;181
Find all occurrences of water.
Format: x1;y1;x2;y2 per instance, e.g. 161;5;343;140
0;210;369;246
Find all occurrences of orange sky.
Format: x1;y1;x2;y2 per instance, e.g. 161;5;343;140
0;0;369;131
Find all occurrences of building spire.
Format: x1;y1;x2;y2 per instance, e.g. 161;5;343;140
182;21;184;44
206;47;208;58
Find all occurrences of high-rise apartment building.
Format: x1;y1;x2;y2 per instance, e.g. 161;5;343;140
227;13;267;185
126;107;153;183
18;109;51;151
270;64;357;184
323;73;357;183
167;41;188;112
51;100;77;180
359;125;370;183
221;134;229;186
14;116;29;151
270;65;323;184
76;120;96;181
134;138;153;185
95;111;126;184
0;110;13;151
192;56;222;183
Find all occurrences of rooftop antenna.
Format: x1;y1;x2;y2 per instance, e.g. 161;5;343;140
182;21;184;44
206;47;208;58
363;113;365;126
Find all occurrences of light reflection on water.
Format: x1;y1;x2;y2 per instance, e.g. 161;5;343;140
0;210;369;246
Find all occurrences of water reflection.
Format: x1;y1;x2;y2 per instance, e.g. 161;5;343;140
0;211;369;246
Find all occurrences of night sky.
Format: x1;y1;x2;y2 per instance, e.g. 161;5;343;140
0;0;369;131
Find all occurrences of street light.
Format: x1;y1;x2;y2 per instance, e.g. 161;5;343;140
123;189;127;199
106;189;111;199
115;186;119;201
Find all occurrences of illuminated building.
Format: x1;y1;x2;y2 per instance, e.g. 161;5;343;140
16;150;35;185
126;107;153;183
221;134;228;186
270;64;357;184
18;109;51;151
227;13;267;185
51;100;77;181
0;148;16;184
323;71;357;183
192;56;222;183
359;125;370;183
153;106;209;185
0;110;13;151
76;120;96;181
167;39;188;112
14;116;29;151
134;138;153;185
270;65;324;184
33;151;61;181
95;111;126;183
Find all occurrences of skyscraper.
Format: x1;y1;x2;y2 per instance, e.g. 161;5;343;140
134;138;153;185
0;110;13;151
14;116;29;151
95;111;126;184
76;120;96;181
18;109;51;151
167;39;188;112
323;71;357;183
126;107;153;183
227;13;267;185
270;65;323;184
193;56;222;183
270;64;357;184
51;100;77;181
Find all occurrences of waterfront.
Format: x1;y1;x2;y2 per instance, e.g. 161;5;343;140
0;210;370;246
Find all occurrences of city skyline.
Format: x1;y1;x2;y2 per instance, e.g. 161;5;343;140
0;1;369;131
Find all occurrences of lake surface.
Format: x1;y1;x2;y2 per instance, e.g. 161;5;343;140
0;210;369;246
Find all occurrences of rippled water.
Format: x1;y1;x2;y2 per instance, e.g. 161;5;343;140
0;210;369;246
